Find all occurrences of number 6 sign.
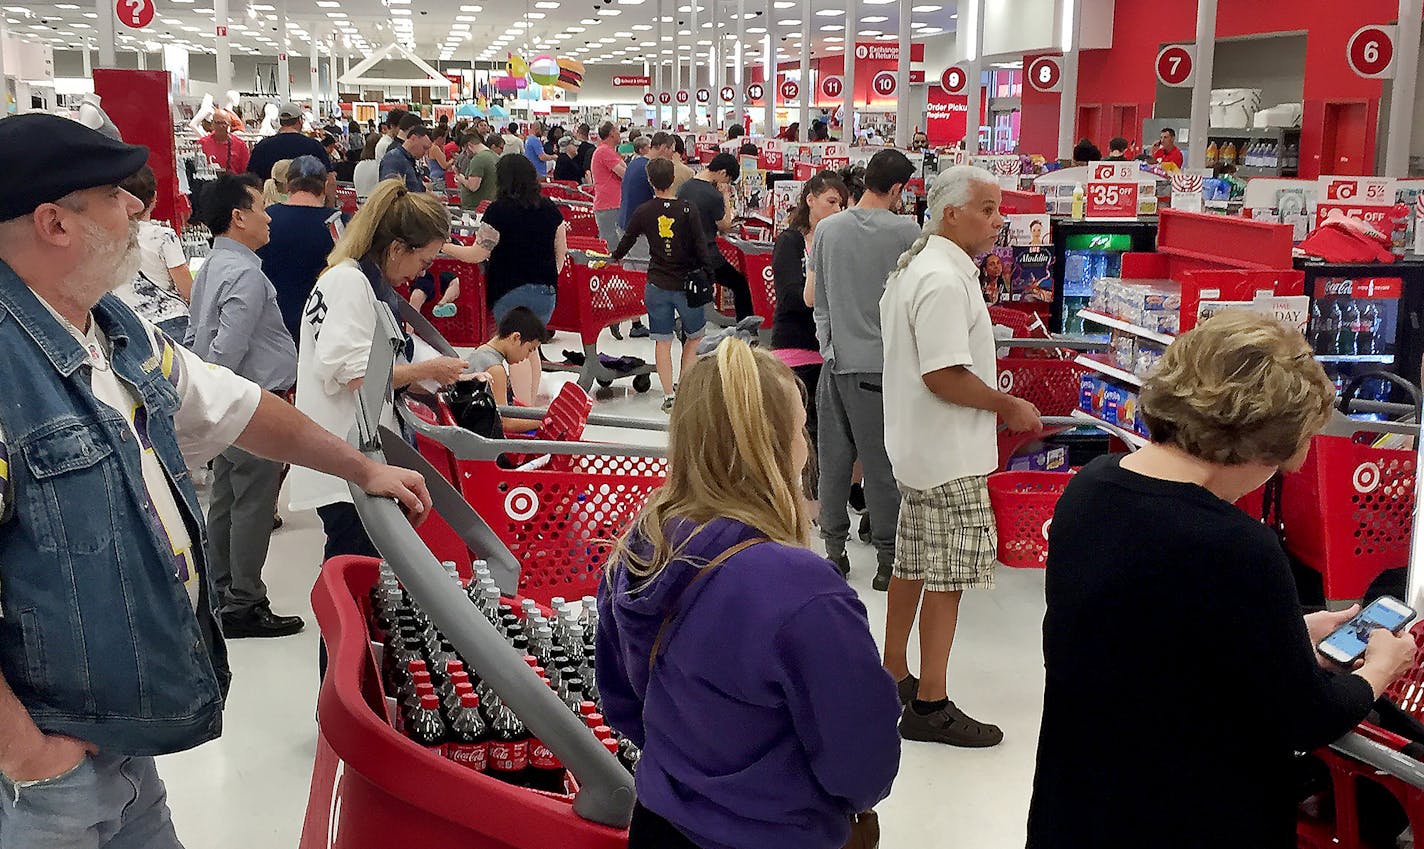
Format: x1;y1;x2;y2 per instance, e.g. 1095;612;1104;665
1347;25;1396;78
1027;56;1062;92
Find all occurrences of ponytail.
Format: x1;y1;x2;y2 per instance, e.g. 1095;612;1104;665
263;159;292;207
328;178;450;270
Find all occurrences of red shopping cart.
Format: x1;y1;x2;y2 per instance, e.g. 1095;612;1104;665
995;357;1093;468
988;304;1059;358
545;252;656;393
714;235;776;337
336;186;359;215
542;181;593;203
422;257;493;348
557;201;602;240
399;394;668;606
1278;432;1417;602
1298;621;1424;849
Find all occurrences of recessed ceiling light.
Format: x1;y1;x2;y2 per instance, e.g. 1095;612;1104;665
746;26;764;33
912;4;942;10
325;12;346;18
776;18;798;25
459;4;482;10
858;29;881;35
860;15;888;22
819;24;842;30
596;7;620;14
581;17;598;23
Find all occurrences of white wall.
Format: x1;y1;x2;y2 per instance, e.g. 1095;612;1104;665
982;0;1056;59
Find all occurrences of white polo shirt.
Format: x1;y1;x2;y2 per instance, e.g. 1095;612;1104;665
879;234;1000;491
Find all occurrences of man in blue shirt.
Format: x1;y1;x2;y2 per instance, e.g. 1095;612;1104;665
188;172;302;639
523;121;556;177
618;135;654;259
247;101;333;180
379;123;433;192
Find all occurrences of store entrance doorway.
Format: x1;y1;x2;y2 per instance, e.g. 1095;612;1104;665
1076;104;1101;149
1320;101;1369;176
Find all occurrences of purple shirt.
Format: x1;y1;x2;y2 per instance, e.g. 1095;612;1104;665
596;518;901;849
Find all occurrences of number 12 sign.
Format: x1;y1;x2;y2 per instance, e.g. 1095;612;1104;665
1085;182;1138;220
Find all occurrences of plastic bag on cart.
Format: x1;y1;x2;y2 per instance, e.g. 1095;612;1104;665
696;316;764;356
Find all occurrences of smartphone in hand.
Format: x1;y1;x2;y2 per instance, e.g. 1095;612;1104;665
1318;595;1417;665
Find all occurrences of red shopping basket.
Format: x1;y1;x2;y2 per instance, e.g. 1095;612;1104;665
301;555;628;849
988;305;1057;358
987;471;1074;568
1279;434;1416;601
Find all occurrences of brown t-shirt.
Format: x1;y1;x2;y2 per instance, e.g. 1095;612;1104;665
610;197;721;291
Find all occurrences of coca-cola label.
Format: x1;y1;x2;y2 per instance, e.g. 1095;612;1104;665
447;741;488;772
489;739;529;772
1315;277;1402;300
529;740;562;770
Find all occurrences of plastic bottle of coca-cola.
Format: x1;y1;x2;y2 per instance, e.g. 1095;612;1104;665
487;705;531;785
407;693;448;756
445;692;489;773
526;735;567;794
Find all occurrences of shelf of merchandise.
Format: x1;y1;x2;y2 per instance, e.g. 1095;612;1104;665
1076;309;1176;346
1073;354;1145;388
1070;409;1150;448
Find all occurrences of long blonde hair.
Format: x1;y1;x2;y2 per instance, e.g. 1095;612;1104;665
263;159;292;206
613;338;810;579
328;178;450;269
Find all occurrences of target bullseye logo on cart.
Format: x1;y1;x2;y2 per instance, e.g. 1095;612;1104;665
762;266;774;285
1353;462;1382;494
1041;518;1053;541
997;370;1014;393
505;487;541;522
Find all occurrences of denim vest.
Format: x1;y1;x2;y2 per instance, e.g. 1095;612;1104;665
0;262;229;757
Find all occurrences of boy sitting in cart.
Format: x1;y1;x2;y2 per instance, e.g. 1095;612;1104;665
464;306;551;434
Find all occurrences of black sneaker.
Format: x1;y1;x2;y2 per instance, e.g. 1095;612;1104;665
896;673;919;706
609;323;624;340
222;604;305;639
858;513;872;544
826;549;850;577
872;560;893;592
899;701;1004;748
629;321;650;338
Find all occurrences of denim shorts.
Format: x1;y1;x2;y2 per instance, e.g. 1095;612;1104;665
492;284;557;324
644;283;706;342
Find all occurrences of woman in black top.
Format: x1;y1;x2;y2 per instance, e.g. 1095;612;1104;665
770;171;848;441
1027;311;1416;849
449;154;567;404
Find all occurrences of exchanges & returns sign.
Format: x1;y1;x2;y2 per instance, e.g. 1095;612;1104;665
613;75;651;87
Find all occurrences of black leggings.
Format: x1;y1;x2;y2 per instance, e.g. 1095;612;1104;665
628;803;703;849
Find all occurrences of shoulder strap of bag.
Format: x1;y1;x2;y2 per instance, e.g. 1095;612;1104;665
648;536;767;672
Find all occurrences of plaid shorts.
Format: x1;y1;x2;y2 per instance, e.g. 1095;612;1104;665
894;475;997;592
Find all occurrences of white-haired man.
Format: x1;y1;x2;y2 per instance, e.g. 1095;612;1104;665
879;164;1041;748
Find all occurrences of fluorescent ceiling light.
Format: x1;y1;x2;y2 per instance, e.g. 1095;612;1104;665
819;24;842;30
631;23;651;29
860;15;888;22
777;19;797;25
911;4;942;10
815;8;840;15
581;18;598;23
596;7;620;13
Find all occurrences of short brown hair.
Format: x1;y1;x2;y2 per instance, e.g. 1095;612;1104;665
647;157;675;191
1139;311;1335;466
119;164;158;210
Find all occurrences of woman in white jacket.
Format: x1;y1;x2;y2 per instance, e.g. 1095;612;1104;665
287;178;469;560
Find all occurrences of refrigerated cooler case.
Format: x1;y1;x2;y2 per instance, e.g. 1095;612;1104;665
1051;219;1159;335
1297;258;1424;407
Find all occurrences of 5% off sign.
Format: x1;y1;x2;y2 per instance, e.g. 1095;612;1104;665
1084;162;1139;220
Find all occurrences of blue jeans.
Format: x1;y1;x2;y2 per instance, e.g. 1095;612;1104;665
644;283;706;342
0;753;184;848
491;284;557;324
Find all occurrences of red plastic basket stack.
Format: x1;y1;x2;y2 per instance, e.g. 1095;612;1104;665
987;471;1074;568
1279;434;1417;601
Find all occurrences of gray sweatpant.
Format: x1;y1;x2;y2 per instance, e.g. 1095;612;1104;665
208;445;283;615
816;369;900;566
594;208;622;249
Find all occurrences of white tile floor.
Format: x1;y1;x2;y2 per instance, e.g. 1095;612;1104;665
157;327;1048;849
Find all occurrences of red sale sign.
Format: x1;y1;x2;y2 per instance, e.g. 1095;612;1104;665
1315;203;1392;232
1085;182;1138;219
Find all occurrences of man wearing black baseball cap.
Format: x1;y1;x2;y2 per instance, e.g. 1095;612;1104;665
0;114;432;847
247;101;333;181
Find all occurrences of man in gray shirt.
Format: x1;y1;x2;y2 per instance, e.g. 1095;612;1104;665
189;172;303;639
807;149;921;590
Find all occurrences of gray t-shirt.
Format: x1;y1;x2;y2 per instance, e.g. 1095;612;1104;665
809;206;922;374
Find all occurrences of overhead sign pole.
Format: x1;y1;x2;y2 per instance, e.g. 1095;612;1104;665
1186;0;1218;169
1386;5;1417;176
963;0;983;155
1055;0;1083;162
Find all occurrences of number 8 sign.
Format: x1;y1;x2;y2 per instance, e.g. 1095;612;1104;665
1027;56;1062;92
1347;25;1396;78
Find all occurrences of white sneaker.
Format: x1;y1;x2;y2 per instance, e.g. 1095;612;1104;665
661;395;675;413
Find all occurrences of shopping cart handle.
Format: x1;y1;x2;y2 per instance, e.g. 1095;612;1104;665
375;425;521;596
1330;731;1424;791
1021;415;1144;452
348;434;637;828
398;399;667;461
1345;398;1419;419
998;336;1111;352
1321;410;1421;439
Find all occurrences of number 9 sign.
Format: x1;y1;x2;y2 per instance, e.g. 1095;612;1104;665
1027;56;1062;92
1347;25;1396;78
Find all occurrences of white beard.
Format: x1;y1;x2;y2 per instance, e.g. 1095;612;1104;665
66;219;142;306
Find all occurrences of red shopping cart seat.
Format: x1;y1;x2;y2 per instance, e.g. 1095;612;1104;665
336;186;359;215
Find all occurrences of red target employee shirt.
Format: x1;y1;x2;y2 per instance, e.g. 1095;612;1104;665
1153;145;1184;168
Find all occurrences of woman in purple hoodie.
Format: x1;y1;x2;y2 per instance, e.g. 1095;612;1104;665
596;338;903;849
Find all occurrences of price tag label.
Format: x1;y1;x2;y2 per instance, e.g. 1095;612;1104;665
1088;161;1137;182
1085;182;1138;219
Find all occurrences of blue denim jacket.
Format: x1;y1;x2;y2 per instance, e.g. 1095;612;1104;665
0;261;229;757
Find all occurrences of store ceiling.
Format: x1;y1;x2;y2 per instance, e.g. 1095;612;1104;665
8;0;957;68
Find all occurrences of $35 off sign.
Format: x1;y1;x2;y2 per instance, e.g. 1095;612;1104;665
1084;182;1138;219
